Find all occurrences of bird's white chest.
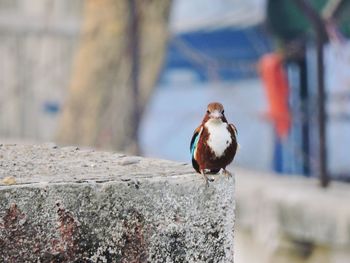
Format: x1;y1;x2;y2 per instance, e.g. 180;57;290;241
205;120;232;158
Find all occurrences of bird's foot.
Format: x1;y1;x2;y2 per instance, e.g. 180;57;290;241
205;169;216;182
223;169;232;177
201;170;214;187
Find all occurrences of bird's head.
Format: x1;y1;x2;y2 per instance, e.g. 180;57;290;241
203;102;227;123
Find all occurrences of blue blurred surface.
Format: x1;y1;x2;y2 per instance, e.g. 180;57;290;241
160;26;272;82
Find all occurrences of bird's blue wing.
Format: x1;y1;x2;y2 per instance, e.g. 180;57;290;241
190;126;202;158
190;126;202;173
190;133;200;157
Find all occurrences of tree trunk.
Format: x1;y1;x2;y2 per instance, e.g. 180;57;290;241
57;0;171;154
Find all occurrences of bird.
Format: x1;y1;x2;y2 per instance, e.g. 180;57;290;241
190;102;238;187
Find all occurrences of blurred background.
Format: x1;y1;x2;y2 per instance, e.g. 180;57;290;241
1;0;350;262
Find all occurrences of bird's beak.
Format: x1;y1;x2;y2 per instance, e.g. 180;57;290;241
210;110;222;119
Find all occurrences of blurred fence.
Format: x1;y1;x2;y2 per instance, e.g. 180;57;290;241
0;0;82;141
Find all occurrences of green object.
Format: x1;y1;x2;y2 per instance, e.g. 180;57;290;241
334;2;350;37
267;0;326;41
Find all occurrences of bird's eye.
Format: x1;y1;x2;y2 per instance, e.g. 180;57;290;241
222;110;224;114
207;110;210;114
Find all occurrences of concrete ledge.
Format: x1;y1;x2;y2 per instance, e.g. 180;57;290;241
0;144;235;262
235;168;350;263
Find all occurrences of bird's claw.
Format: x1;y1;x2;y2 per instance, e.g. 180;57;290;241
223;169;232;177
201;170;214;187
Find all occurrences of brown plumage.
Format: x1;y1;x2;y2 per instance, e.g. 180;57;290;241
190;102;238;186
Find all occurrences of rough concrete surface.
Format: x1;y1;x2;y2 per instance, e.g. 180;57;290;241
0;144;235;262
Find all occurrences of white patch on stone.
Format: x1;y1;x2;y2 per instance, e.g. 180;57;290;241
205;119;232;158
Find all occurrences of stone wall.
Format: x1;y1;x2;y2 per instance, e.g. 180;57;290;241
234;168;350;263
0;144;235;262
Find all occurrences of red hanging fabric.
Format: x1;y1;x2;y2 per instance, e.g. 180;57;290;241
259;53;291;139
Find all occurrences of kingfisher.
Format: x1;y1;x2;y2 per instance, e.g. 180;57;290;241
190;102;238;187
